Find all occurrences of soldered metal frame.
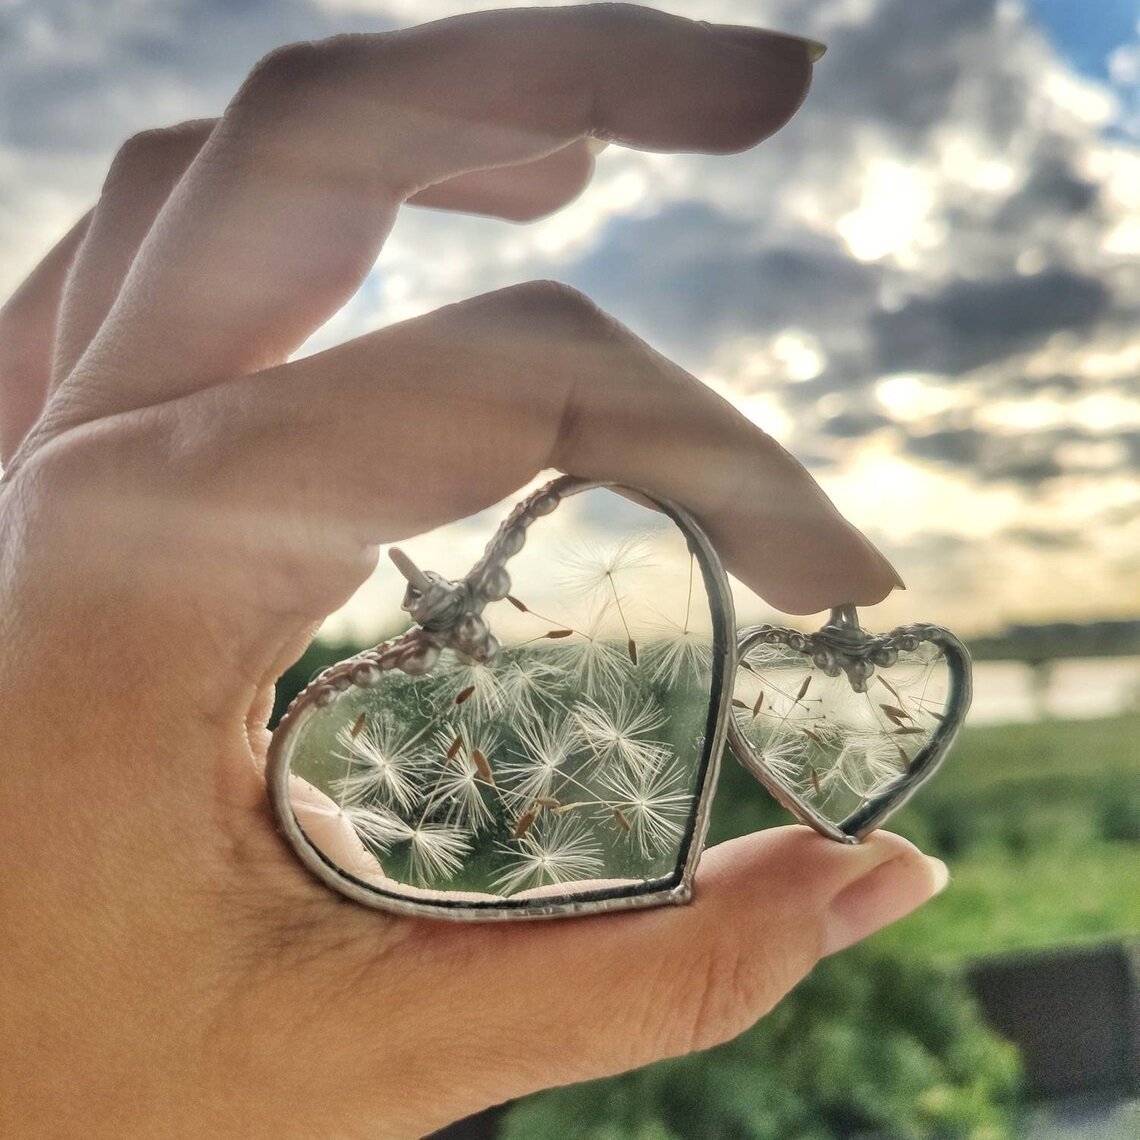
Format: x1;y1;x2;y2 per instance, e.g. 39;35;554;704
728;611;973;844
266;476;737;922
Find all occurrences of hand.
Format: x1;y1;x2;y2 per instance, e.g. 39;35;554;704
0;7;943;1137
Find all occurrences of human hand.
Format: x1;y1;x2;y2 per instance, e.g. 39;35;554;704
0;7;945;1137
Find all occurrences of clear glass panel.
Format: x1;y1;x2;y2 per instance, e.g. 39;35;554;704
732;638;950;829
283;487;722;905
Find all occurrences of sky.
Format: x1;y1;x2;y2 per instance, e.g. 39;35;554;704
0;0;1138;638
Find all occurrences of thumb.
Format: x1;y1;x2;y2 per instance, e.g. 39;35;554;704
311;827;946;1135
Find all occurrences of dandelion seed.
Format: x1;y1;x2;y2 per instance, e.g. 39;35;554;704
545;629;575;639
507;594;529;612
334;717;426;813
512;808;538;839
559;537;652;669
818;736;903;799
446;734;464;761
732;698;750;711
455;685;475;705
880;704;910;725
471;748;494;783
426;726;498;832
795;675;812;703
599;762;691;859
558;535;656;603
556;608;632;700
350;712;368;740
343;803;414;851
501;717;587;804
645;614;713;687
492;814;605;895
878;675;903;702
573;693;670;776
405;822;471;885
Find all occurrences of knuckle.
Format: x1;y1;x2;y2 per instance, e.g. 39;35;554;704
105;122;206;186
495;280;620;340
230;35;361;123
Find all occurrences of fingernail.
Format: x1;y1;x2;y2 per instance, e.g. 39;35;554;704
823;855;947;956
702;23;827;63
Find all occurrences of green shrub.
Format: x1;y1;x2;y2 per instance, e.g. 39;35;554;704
502;947;1024;1140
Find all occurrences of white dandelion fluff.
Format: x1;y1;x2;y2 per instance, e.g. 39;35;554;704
817;734;905;800
573;693;670;776
492;813;605;895
646;616;713;687
424;725;499;832
494;655;561;726
501;717;587;805
557;535;657;604
404;822;472;885
334;716;427;813
342;803;414;851
599;761;692;858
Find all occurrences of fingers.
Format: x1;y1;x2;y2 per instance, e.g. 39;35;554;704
101;282;899;646
50;119;596;390
45;6;816;438
266;829;944;1135
51;122;214;389
0;213;90;461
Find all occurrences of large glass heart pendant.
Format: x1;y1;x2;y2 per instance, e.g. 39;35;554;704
728;608;972;842
266;477;735;920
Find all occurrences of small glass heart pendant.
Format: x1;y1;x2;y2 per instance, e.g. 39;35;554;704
728;608;972;843
266;477;736;920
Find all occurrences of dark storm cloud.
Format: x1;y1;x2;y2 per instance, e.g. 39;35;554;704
874;269;1111;376
899;422;1133;486
560;200;879;366
0;0;390;153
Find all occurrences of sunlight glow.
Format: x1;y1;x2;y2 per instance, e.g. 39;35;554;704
836;159;932;262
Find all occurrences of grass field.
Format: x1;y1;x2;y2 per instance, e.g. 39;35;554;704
711;714;1140;963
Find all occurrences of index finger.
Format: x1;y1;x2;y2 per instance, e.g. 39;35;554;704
44;6;818;438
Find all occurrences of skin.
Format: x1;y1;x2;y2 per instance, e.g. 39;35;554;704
0;7;945;1138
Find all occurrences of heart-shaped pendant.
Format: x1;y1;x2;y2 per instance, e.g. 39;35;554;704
728;607;972;843
266;477;736;920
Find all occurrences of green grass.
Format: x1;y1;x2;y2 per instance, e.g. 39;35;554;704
711;713;1140;964
876;714;1140;961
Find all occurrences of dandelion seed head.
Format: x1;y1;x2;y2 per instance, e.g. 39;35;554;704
501;716;586;804
645;616;713;687
334;717;427;813
492;813;605;895
557;535;657;603
574;693;671;776
599;761;692;858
